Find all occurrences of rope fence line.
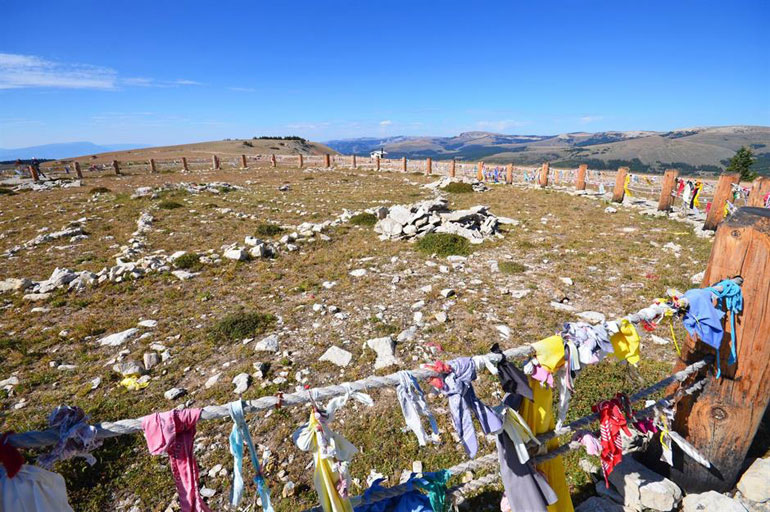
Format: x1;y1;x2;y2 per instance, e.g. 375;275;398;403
303;362;709;511
6;293;699;450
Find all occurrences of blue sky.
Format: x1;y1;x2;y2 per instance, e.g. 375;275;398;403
1;0;768;147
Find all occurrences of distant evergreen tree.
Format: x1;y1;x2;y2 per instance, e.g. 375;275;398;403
726;146;758;181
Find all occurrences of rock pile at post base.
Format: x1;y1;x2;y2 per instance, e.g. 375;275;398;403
374;198;514;244
424;176;488;192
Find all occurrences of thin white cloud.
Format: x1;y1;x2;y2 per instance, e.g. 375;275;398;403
228;86;256;92
475;119;529;131
379;120;393;126
579;115;604;124
0;52;116;90
0;53;202;90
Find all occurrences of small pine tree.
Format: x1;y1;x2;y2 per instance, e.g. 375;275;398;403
726;146;758;181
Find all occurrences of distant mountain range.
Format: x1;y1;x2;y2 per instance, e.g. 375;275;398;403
326;126;770;175
0;142;149;161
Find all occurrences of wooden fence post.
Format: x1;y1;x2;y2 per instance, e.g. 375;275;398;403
425;158;432;175
612;166;628;202
149;159;157;173
704;173;741;230
553;167;560;185
73;161;83;179
576;164;587;190
658;169;679;211
112;160;121;175
748;177;770;207
298;154;303;168
477;161;484;181
352;154;357;169
28;165;39;182
506;163;513;184
270;154;276;167
181;157;189;171
241;154;248;168
538;163;549;187
662;207;770;493
212;155;220;170
375;156;381;171
324;154;331;168
450;159;456;178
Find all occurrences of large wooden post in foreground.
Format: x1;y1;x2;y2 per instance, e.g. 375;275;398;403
181;157;189;171
749;177;770;207
538;163;549;187
658;169;679;211
73;161;83;179
425;158;432;175
477;161;484;181
506;163;513;184
297;154;303;168
612;166;628;202
112;160;121;175
401;157;407;172
576;164;587;190
450;159;456;178
666;207;770;492
704;173;741;230
270;154;276;167
149;159;157;173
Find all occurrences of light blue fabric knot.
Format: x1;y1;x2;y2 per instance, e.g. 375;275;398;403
708;279;743;366
228;400;274;511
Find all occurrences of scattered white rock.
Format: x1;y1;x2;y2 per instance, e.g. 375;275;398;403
164;387;186;400
560;277;574;286
650;334;669;345
138;319;158;328
605;207;618;214
319;346;353;367
440;288;456;298
737;456;770;503
576;311;606;324
224;248;248;261
690;271;705;284
550;301;576;312
682;491;748;512
349;269;367;277
232;373;250;394
366;336;399;369
205;373;221;389
435;312;448;323
607;456;682;511
98;328;139;347
255;334;279;352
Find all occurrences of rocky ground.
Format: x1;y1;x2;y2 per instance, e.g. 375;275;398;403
2;164;761;511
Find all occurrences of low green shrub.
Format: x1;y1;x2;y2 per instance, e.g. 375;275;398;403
173;253;202;271
443;182;474;193
89;187;111;194
256;223;284;237
350;212;377;226
210;311;276;342
415;233;472;257
158;200;183;210
499;261;527;274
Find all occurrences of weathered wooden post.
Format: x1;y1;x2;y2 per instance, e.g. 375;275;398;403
270;154;276;167
538;163;549;187
28;165;39;182
241;154;248;168
375;156;381;171
748;177;770;207
212;155;220;170
402;156;407;172
112;160;121;175
665;207;770;492
506;163;513;184
553;167;560;185
704;173;741;230
297;154;303;168
149;159;157;173
324;154;331;168
657;169;679;211
425;158;432;175
73;161;83;179
612;166;628;202
576;163;587;190
477;161;484;181
450;159;456;178
181;157;189;171
352;154;357;169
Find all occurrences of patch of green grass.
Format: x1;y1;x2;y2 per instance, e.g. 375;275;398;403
89;186;110;194
0;187;15;195
349;212;377;226
499;261;527;274
210;311;276;342
443;182;474;193
256;223;284;237
157;200;183;210
415;233;472;257
173;253;202;271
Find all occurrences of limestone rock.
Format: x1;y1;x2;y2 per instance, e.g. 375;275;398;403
205;373;221;389
575;497;629;512
224;248;248;261
164;387;186;400
98;328;139;347
682;491;748;512
320;346;353;367
366;336;399;369
737;457;770;503
255;334;279;352
0;278;32;293
232;373;250;394
607;456;682;511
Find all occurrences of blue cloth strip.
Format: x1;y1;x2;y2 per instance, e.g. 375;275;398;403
228;400;274;511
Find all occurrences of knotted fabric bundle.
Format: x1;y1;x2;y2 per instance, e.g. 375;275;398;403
37;406;102;469
395;371;440;446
